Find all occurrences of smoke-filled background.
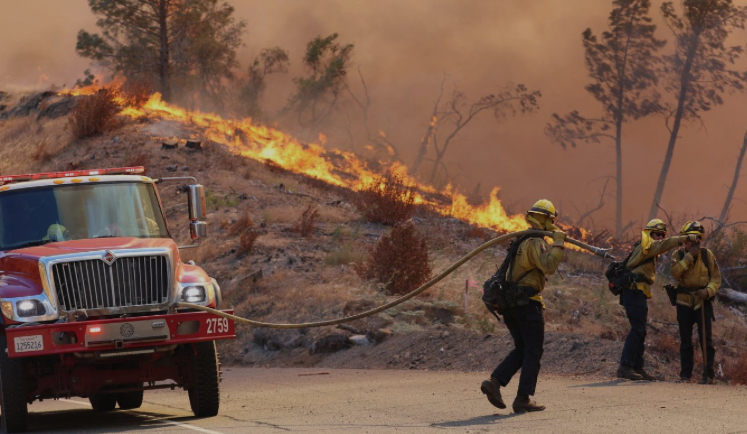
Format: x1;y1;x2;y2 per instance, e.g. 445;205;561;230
1;0;746;230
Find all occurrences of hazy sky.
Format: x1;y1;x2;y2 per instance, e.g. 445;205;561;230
1;0;746;230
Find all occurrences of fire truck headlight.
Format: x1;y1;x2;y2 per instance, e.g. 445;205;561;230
181;286;206;303
16;299;46;317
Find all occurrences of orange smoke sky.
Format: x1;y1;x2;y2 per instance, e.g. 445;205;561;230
1;0;746;230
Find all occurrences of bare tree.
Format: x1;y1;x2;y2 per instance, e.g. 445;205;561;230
345;68;401;160
423;83;540;185
412;77;446;174
573;178;611;226
237;47;289;119
546;0;665;236
718;127;747;222
647;0;747;219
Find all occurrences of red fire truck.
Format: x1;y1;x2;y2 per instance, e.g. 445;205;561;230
0;167;235;432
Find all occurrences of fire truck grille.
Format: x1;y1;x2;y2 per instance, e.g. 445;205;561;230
51;256;170;311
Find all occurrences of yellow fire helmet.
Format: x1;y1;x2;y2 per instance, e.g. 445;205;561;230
680;220;705;236
43;223;69;242
528;199;558;218
644;218;668;233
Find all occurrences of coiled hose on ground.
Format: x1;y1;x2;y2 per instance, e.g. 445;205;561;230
177;229;614;329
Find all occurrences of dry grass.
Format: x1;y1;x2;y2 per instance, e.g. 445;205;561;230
292;204;319;237
69;88;120;139
465;226;491;241
121;79;153;109
354;172;416;226
262;205;300;224
239;230;258;255
325;242;368;266
227;214;258;255
30;139;53;162
649;331;680;362
0;116;39;142
123;149;151;167
228;214;254;237
358;222;431;295
317;207;354;223
724;353;747;385
186;239;222;263
0;116;72;174
564;250;606;275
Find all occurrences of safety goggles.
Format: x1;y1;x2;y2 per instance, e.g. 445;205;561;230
650;231;666;240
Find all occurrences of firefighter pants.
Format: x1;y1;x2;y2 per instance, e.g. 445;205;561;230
620;289;648;369
677;301;715;379
492;301;544;396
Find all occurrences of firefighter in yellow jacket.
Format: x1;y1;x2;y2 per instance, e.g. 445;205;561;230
670;221;721;384
480;199;565;414
617;219;695;381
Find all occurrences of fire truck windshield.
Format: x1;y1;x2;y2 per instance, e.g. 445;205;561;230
0;182;169;250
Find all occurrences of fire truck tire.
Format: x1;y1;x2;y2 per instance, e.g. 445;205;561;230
89;394;117;412
0;335;28;433
116;390;144;410
188;341;220;417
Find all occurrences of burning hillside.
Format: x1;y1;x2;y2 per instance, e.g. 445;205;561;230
61;84;593;240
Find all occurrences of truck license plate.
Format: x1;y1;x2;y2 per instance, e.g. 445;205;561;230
14;335;44;353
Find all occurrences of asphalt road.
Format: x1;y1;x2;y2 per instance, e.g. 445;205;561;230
26;368;747;433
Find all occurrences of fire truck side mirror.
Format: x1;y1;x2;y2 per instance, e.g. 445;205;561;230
190;221;207;241
187;185;207;222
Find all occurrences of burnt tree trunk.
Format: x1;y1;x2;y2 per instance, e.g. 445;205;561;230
412;121;434;175
158;0;171;102
614;89;624;236
718;129;747;222
648;33;700;220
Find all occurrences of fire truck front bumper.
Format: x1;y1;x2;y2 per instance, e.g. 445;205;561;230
5;310;235;358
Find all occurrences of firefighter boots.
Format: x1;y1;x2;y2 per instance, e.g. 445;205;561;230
634;368;657;381
480;378;506;409
616;365;643;380
512;394;545;414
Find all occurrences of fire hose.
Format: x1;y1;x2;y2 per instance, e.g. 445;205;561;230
177;229;615;329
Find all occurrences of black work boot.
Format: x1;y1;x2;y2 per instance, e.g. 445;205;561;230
616;365;643;381
634;368;657;381
698;376;715;385
512;394;545;414
480;378;506;409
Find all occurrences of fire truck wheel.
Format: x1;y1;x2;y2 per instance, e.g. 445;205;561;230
117;390;144;410
0;335;28;433
188;341;220;417
89;394;117;412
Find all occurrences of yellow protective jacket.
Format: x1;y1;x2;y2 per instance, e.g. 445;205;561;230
509;237;564;308
628;236;685;298
670;248;721;310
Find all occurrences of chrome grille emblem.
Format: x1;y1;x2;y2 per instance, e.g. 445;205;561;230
103;251;116;266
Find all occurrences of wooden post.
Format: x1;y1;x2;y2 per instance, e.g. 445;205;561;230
464;279;469;315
